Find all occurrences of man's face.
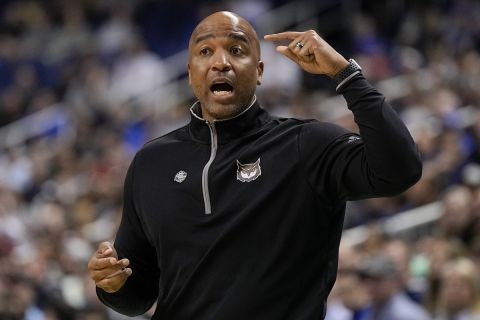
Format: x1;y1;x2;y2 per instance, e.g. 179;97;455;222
188;12;264;122
363;277;398;305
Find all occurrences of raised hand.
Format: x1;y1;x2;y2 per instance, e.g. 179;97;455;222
264;30;349;78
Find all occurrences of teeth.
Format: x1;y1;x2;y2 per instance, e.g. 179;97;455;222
213;90;232;96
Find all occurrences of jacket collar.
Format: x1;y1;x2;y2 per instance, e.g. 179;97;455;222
188;96;270;144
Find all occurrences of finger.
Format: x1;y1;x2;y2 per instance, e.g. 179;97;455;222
264;31;303;41
286;35;306;52
96;268;132;293
90;259;130;281
105;266;132;279
105;268;126;279
275;46;298;63
298;44;315;61
89;256;118;271
96;241;114;257
91;267;119;282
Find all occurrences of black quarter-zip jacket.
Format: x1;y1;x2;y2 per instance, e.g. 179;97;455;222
97;75;422;319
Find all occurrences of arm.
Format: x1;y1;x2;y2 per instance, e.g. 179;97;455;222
264;30;422;201
299;76;421;201
337;74;421;198
95;155;160;316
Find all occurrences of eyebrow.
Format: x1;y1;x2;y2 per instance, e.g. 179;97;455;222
228;32;248;43
194;32;249;45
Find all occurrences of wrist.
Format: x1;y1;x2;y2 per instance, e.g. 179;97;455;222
329;58;349;79
334;58;362;92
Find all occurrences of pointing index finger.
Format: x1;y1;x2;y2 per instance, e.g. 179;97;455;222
264;31;303;41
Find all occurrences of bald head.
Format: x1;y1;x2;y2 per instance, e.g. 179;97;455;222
186;10;264;122
189;11;261;59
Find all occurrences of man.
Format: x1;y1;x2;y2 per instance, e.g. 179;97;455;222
88;11;422;319
358;255;431;320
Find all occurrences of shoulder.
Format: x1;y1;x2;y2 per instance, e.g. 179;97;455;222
268;116;350;137
141;125;189;152
299;120;351;139
131;124;190;166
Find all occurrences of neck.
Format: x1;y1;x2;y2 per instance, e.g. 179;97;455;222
194;96;257;123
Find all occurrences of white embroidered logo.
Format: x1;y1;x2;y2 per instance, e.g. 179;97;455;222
174;171;187;183
347;135;361;144
237;158;261;182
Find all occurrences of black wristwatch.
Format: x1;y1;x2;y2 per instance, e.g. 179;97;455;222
334;58;362;91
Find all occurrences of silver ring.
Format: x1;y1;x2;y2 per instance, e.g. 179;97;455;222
296;41;304;49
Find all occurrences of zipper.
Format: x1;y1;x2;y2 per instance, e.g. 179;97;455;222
202;122;218;214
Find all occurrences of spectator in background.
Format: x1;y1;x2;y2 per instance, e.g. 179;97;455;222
358;254;431;320
437;185;476;248
108;34;168;109
256;40;302;115
95;4;136;57
382;239;414;297
42;3;91;65
326;269;371;320
433;257;480;320
326;242;370;320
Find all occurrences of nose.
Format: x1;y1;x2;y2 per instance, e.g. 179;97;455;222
211;50;231;72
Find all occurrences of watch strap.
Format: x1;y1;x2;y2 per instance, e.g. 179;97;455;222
334;59;362;92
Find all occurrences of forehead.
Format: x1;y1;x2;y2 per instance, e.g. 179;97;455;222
190;12;257;45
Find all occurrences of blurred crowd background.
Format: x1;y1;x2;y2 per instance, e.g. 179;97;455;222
0;0;480;319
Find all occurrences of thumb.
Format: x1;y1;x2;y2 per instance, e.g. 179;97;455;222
97;241;116;258
276;46;298;64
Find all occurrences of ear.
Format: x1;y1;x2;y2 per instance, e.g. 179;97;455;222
187;63;192;85
256;61;264;85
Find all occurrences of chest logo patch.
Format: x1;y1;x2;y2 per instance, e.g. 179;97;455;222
237;158;261;182
347;135;361;144
174;170;187;183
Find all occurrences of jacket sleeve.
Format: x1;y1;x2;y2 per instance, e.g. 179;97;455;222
96;154;160;316
299;74;422;202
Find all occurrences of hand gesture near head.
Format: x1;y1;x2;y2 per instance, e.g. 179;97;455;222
88;241;132;293
264;30;349;78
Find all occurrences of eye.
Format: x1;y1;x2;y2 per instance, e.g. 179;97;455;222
200;47;211;56
230;47;243;55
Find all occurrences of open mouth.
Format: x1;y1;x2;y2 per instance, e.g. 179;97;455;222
210;83;234;96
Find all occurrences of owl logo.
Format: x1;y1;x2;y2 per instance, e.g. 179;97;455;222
236;158;261;182
174;170;187;183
